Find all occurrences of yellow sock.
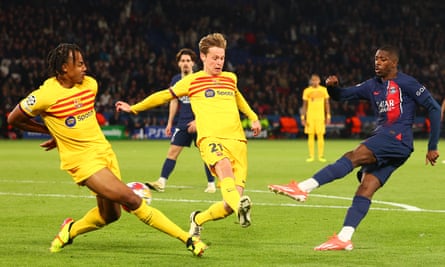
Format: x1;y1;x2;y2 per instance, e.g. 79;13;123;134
220;177;240;215
132;201;189;243
195;201;230;225
307;133;315;158
317;133;325;158
70;207;106;239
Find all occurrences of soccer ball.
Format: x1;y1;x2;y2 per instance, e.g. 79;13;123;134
122;182;152;212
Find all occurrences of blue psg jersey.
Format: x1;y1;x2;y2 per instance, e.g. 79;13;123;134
331;72;438;150
170;74;194;129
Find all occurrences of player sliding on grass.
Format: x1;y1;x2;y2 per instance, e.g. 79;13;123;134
269;45;440;251
7;43;207;256
116;33;261;237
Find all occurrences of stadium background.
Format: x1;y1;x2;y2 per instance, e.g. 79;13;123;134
1;0;444;139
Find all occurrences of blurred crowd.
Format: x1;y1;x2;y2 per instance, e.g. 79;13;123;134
1;0;444;138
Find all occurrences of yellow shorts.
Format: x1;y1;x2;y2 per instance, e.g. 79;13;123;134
198;137;248;188
66;147;122;185
304;119;326;135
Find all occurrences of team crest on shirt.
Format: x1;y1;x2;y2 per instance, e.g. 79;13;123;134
205;89;215;98
65;116;76;127
26;95;36;106
73;98;83;108
213;78;220;85
388;86;397;94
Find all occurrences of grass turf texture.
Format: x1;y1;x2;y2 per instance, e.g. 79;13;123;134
0;139;444;267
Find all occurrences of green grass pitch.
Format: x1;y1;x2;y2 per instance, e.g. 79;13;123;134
0;139;444;266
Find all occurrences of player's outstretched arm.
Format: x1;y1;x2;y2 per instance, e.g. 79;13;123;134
116;89;174;115
115;101;132;113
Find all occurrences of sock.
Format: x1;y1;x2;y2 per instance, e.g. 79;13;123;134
338;226;355;242
69;207;106;239
158;177;167;187
207;182;216;189
343;195;371;229
204;163;215;182
132;201;189;243
313;156;353;186
298;178;319;193
220;177;240;215
317;133;324;158
195;201;230;225
160;158;176;179
307;133;315;158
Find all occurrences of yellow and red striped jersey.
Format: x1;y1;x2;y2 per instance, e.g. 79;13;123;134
20;76;110;169
172;70;258;142
302;85;330;121
130;70;258;143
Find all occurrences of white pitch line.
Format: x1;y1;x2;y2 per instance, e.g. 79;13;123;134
0;179;440;212
1;191;444;213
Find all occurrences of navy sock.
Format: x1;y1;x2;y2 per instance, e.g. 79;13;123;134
313;156;353;186
160;158;176;179
204;163;215;182
343;195;371;228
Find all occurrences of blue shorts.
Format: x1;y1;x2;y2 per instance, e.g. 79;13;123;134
171;127;197;147
357;133;412;185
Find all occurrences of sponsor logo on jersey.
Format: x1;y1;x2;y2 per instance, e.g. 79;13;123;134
205;89;215;97
415;86;426;96
65;116;76;127
76;110;94;121
388;86;397;94
179;96;190;103
217;90;234;96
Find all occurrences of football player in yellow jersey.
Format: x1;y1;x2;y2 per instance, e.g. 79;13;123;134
7;43;207;256
116;33;261;238
300;74;331;162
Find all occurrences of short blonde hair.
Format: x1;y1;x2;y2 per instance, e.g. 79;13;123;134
198;33;227;55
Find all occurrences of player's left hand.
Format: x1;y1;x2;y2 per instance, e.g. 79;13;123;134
251;120;262;136
187;120;197;133
425;150;439;166
40;138;57;151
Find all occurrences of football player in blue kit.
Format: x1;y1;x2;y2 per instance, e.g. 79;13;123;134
269;45;440;250
146;48;216;193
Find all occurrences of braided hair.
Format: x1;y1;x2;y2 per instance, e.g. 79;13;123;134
46;43;83;77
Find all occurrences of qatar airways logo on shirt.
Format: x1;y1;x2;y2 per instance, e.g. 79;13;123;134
376;99;396;113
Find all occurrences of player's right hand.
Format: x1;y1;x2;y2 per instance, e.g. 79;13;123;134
426;150;439;166
40;138;57;151
115;101;131;112
165;124;172;136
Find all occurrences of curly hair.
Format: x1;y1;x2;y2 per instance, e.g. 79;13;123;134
46;43;83;77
